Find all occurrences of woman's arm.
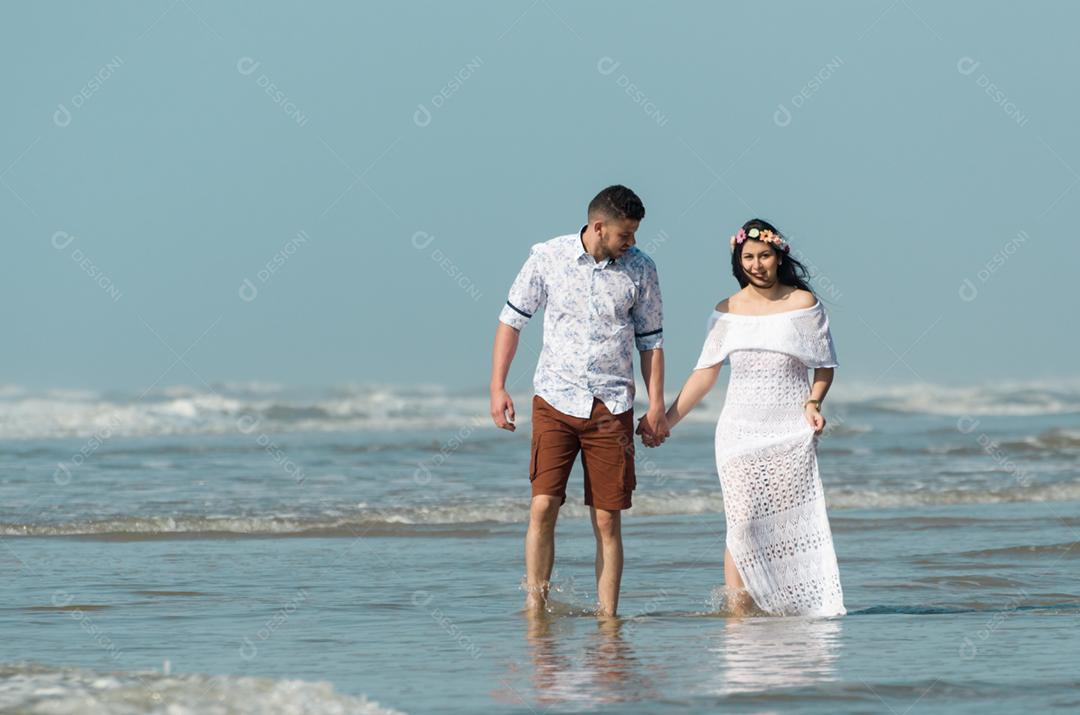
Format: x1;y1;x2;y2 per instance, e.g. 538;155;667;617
665;365;722;430
808;367;834;404
805;367;835;434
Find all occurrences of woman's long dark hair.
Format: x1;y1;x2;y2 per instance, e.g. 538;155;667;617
730;218;815;293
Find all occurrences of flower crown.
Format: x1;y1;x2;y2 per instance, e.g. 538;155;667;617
730;226;790;253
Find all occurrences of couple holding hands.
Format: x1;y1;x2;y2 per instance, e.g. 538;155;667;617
490;185;846;619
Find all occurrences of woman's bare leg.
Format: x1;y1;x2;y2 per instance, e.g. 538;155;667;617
723;547;755;616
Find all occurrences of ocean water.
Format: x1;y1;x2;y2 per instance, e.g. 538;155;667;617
1;380;1079;714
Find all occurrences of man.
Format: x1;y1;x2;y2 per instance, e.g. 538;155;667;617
489;184;670;618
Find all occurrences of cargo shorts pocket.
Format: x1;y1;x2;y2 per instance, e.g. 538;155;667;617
529;432;540;482
613;409;636;493
622;435;637;492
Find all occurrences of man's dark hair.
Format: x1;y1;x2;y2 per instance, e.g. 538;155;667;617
587;185;645;221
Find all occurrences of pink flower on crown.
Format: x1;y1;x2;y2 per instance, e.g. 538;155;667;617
729;228;747;251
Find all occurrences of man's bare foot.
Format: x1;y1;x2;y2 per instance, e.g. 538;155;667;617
595;613;623;632
594;601;619;618
522;580;551;614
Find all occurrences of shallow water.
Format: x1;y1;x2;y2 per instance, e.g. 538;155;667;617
1;382;1078;713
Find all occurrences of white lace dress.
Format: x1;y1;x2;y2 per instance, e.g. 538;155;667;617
693;300;846;617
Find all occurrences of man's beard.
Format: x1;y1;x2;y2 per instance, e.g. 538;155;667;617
599;232;624;260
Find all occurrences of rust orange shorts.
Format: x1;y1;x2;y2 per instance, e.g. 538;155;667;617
529;394;636;511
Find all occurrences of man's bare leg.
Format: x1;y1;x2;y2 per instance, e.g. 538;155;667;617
723;546;755;616
590;507;623;616
524;495;561;612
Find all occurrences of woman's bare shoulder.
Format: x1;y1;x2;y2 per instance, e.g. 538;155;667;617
786;288;818;308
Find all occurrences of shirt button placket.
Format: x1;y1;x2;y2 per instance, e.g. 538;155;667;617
585;266;594;394
588;265;601;407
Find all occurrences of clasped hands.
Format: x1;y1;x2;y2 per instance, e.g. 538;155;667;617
635;407;671;448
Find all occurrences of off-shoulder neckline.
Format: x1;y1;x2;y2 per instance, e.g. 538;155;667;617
712;299;821;319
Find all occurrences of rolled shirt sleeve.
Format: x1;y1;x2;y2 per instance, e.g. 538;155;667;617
498;245;547;331
631;256;664;350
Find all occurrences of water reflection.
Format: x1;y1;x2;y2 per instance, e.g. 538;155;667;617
505;609;841;709
514;613;655;708
704;615;843;696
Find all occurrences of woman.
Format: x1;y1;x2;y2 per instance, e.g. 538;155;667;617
664;219;845;617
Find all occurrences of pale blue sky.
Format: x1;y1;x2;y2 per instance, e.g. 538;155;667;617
2;1;1076;393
